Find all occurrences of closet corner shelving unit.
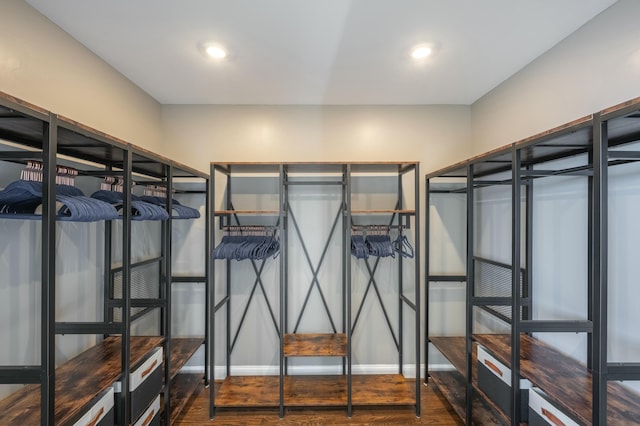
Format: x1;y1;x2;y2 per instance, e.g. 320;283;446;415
425;98;640;425
0;91;209;425
209;161;420;419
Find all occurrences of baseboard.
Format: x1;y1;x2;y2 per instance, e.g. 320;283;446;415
179;363;454;380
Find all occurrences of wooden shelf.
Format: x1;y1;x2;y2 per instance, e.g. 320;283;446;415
474;333;640;425
214;374;415;408
284;333;347;357
214;209;279;216
351;209;415;215
169;373;203;424
168;337;203;379
429;336;509;425
430;336;471;377
429;370;508;425
167;338;204;422
0;336;163;425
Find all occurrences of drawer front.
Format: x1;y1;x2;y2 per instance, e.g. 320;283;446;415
529;388;579;426
133;395;160;426
71;387;115;426
131;347;163;392
114;346;164;424
477;345;530;421
477;345;510;386
130;363;162;422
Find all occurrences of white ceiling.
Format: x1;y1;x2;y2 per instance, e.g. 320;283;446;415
26;0;617;105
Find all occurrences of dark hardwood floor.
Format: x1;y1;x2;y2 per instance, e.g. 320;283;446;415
174;380;464;425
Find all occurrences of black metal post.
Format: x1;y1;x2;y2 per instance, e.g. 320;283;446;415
208;163;216;419
120;148;133;426
424;176;430;387
342;165;347;376
465;164;474;426
163;164;173;424
511;147;522;426
104;166;114;327
398;169;404;377
346;164;353;418
592;113;608;425
525;164;533;322
414;164;421;417
587;148;594;369
279;164;286;418
204;176;210;388
226;175;232;378
41;113;57;426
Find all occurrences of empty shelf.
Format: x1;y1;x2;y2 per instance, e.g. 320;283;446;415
284;333;347;357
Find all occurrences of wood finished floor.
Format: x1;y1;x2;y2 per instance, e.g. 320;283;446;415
174;381;464;425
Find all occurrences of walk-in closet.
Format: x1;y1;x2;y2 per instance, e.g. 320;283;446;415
4;1;640;425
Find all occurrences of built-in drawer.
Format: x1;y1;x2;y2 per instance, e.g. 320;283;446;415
133;395;160;426
477;345;531;421
70;387;115;426
528;387;579;426
114;346;163;424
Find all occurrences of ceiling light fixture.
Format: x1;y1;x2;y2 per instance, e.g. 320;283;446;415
201;42;227;60
411;46;432;60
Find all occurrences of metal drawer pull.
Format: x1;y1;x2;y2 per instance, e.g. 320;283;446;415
141;359;158;379
542;407;566;426
141;409;155;426
483;359;503;377
85;407;104;426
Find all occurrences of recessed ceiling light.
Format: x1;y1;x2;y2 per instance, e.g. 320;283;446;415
200;42;227;59
206;45;226;59
411;46;432;60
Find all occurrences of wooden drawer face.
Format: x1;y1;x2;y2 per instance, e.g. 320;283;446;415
133;395;160;426
71;387;115;426
529;388;579;426
477;345;530;421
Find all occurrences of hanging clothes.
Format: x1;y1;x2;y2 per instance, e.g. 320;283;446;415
213;226;280;260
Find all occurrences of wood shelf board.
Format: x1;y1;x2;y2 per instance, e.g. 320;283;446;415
214;374;416;408
351;209;416;215
474;333;640;425
429;370;508;425
284;333;347;357
0;336;163;425
169;373;203;424
351;374;416;405
169;337;203;379
430;336;479;383
214;209;279;216
215;376;280;407
211;161;418;176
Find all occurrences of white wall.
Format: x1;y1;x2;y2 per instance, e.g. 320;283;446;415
471;0;640;155
161;104;471;175
0;0;163;152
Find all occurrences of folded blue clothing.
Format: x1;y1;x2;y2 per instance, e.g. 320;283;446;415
0;180;118;221
91;190;169;221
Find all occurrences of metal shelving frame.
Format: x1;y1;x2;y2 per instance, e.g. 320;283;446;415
208;161;420;419
0;91;209;425
426;97;640;425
